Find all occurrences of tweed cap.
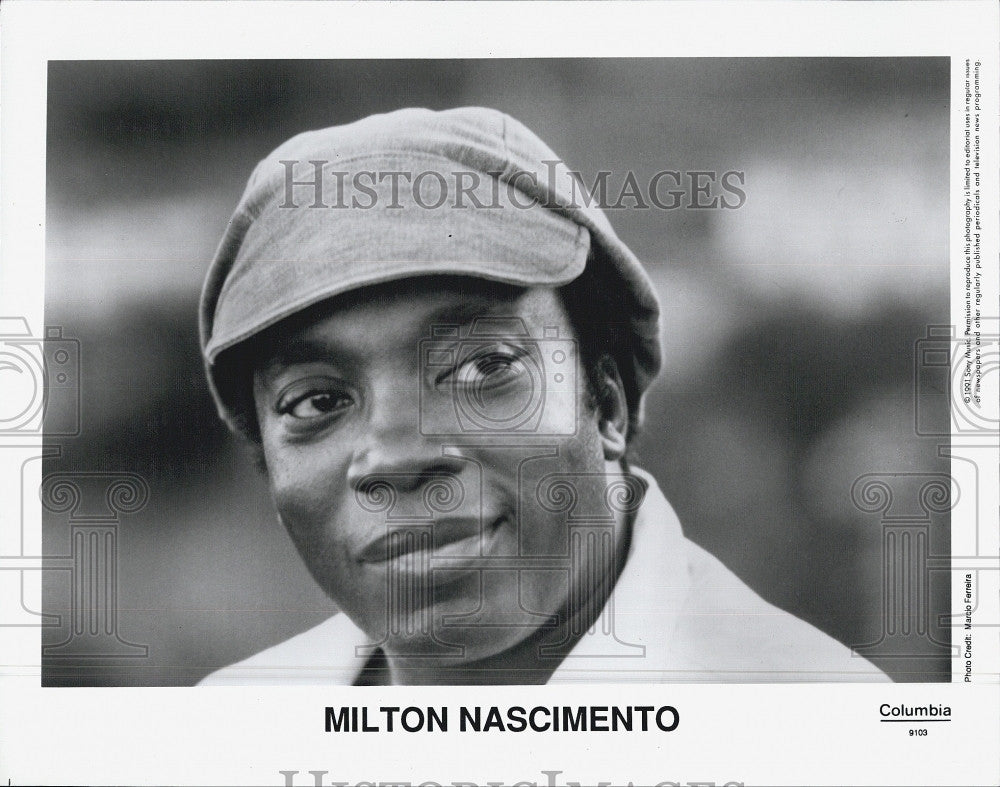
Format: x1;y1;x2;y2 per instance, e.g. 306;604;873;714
200;106;661;434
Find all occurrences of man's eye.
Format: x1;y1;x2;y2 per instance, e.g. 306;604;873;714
450;345;530;390
286;392;352;419
276;379;354;421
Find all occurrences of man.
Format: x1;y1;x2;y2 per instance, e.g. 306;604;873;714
198;107;888;684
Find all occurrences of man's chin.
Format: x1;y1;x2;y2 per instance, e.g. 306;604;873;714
363;611;554;666
329;566;566;668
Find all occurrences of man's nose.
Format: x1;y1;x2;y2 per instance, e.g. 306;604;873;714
346;375;464;493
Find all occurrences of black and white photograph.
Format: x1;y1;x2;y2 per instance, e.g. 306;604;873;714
1;3;998;786
41;57;951;686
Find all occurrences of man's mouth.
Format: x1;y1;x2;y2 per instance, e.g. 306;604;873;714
357;516;504;565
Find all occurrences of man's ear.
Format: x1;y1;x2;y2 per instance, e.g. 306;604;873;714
593;355;629;461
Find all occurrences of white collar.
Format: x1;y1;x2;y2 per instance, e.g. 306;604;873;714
546;466;691;681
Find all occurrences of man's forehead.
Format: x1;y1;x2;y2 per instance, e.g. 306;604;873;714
255;276;569;362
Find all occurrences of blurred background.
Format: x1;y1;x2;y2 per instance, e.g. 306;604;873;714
42;58;951;684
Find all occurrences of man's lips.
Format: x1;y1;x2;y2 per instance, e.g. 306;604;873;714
357;516;503;564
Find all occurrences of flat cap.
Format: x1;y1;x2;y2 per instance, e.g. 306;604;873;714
200;106;661;434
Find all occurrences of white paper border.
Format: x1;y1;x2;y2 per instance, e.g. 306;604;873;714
1;2;998;785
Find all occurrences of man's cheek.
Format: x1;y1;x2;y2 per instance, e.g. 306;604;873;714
512;446;600;556
265;438;351;507
268;464;352;549
272;488;380;610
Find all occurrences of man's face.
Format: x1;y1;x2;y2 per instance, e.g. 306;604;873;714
251;276;624;667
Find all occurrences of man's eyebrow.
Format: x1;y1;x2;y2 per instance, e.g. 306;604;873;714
261;334;356;368
425;297;522;330
259;293;528;369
